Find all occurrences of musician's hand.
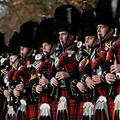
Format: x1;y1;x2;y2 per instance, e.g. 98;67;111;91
85;76;95;89
15;83;24;92
3;89;12;98
40;76;49;86
36;84;42;94
55;71;70;80
50;77;58;87
13;88;20;97
105;73;116;84
110;64;120;73
77;82;86;93
92;75;102;84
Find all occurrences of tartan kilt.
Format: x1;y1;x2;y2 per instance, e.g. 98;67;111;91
58;88;83;120
70;100;84;120
28;103;38;120
38;94;57;120
49;96;57;120
116;82;120;94
107;98;114;120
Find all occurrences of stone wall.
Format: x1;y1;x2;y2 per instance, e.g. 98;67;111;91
0;0;96;44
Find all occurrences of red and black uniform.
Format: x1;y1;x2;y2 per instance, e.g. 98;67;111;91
102;39;120;120
90;44;107;98
13;56;39;120
79;43;106;101
34;55;57;120
54;45;82;120
76;46;93;120
77;42;108;120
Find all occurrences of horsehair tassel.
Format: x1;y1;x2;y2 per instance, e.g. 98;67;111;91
57;96;69;120
6;96;16;120
114;95;120;120
15;99;27;120
83;102;94;120
39;103;51;120
95;96;110;120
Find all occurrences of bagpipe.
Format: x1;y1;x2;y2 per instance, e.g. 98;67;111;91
13;51;48;120
4;55;25;120
5;68;16;120
74;39;95;101
103;28;119;99
36;53;58;100
36;72;53;120
0;54;18;120
35;53;58;120
74;34;95;62
93;28;119;120
13;49;41;88
8;51;38;120
50;41;79;99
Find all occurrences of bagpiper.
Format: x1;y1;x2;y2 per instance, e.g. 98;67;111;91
31;17;59;120
94;0;120;119
13;21;39;120
51;4;82;120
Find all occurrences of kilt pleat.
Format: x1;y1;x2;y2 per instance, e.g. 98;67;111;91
116;82;120;94
107;98;114;120
74;100;84;120
49;97;57;120
28;104;38;120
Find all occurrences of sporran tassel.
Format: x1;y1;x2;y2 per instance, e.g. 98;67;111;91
56;96;69;120
94;96;109;120
38;103;51;120
114;95;120;120
6;97;16;120
83;102;94;120
15;99;27;120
